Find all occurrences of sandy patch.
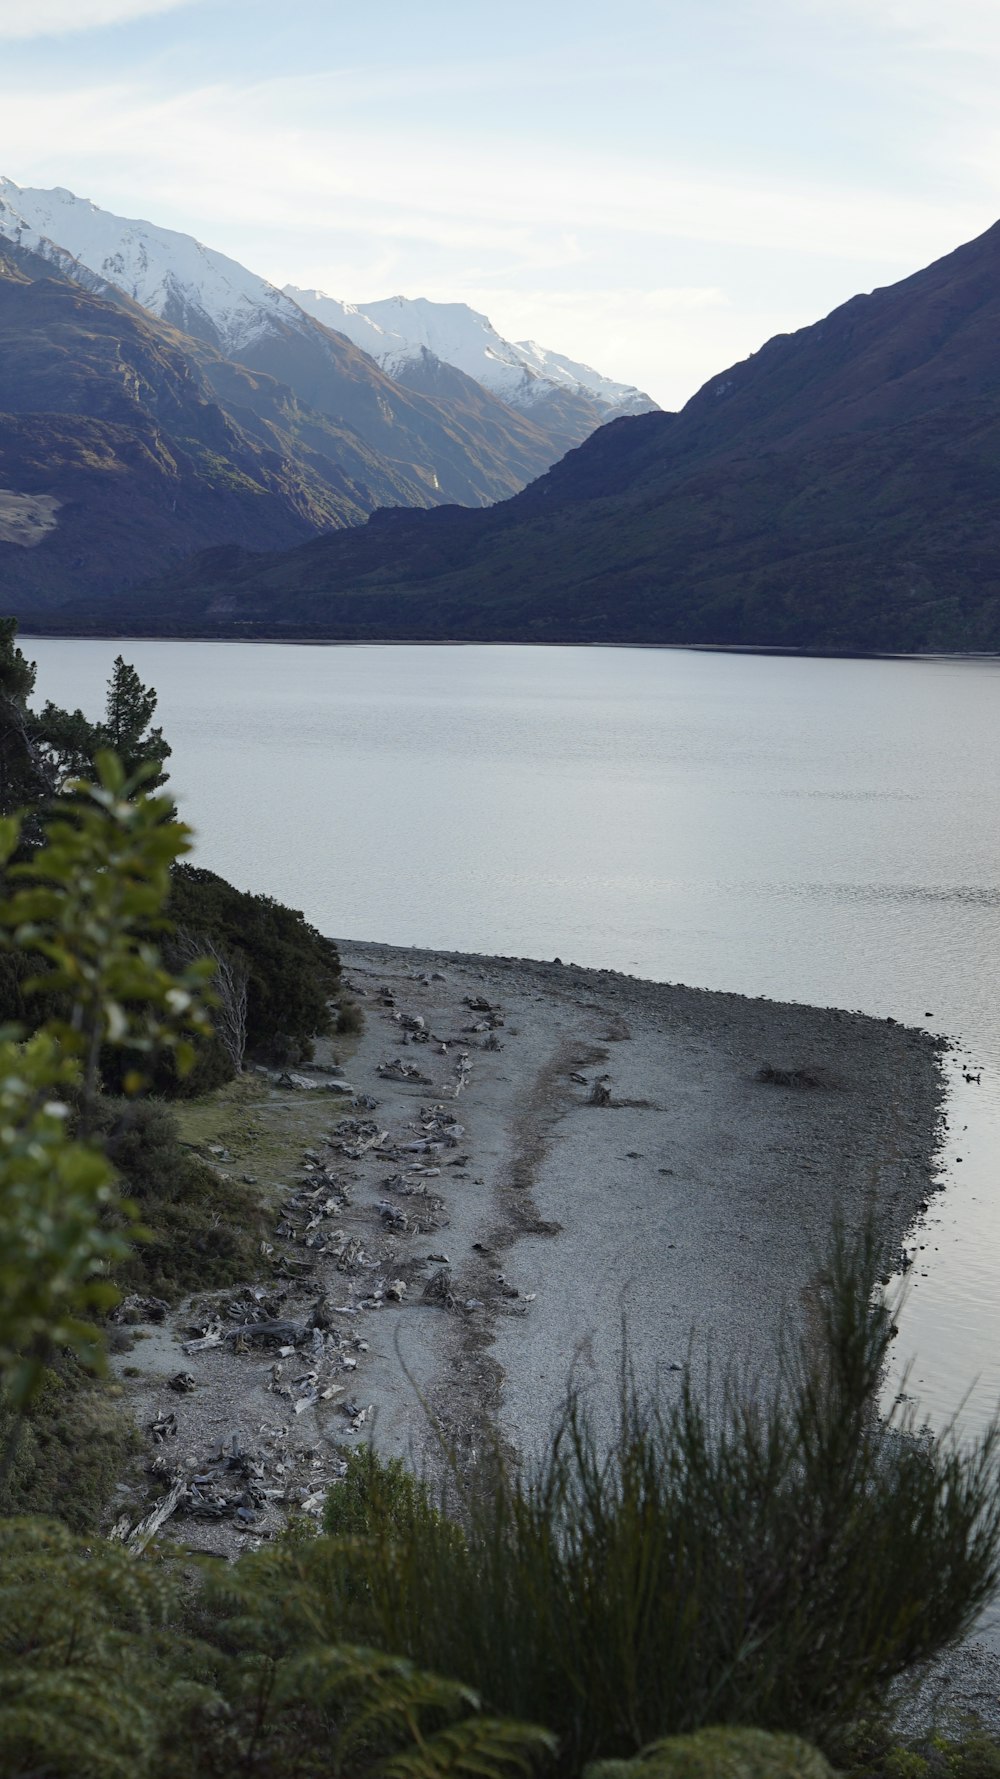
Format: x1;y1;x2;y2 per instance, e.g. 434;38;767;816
0;489;61;547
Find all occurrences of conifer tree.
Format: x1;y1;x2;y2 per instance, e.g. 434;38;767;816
102;656;171;787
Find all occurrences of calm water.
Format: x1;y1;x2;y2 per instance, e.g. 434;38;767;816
25;639;1000;1433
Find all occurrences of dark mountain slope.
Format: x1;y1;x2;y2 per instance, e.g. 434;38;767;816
0;250;440;604
229;313;561;505
36;217;1000;651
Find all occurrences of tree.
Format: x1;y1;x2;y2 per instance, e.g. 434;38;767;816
0;753;213;1406
171;929;248;1071
0;626;173;802
0;619;49;818
102;656;171;788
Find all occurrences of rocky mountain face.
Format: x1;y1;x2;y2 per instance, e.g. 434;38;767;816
285;287;659;454
0;179;625;505
73;215;1000;653
0;239;435;604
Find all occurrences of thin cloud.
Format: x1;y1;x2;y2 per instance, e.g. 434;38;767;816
0;0;195;38
2;65;995;406
14;76;981;269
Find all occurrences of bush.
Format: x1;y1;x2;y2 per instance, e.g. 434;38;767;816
101;1032;236;1100
324;1446;443;1540
335;999;364;1036
94;1097;265;1298
317;1229;1000;1767
168;864;342;1064
584;1728;834;1779
0;1360;139;1529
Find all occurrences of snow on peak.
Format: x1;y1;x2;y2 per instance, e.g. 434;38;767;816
285;285;657;417
0;176;659;424
0;176;308;354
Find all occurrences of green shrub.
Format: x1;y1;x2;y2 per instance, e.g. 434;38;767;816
0;1361;139;1529
335;998;364;1036
100;1033;237;1100
324;1446;445;1540
94;1097;264;1298
168;864;342;1063
849;1732;1000;1779
584;1728;833;1779
883;1750;931;1779
0;1516;179;1779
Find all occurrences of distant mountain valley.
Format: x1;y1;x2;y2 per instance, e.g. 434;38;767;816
4;178;1000;653
0;176;656;606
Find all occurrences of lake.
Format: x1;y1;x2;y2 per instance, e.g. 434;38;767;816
24;638;1000;1434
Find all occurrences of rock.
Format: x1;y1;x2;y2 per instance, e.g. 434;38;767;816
168;1371;196;1394
111;1293;170;1326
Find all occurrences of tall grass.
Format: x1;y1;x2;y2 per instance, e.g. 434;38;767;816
321;1227;1000;1769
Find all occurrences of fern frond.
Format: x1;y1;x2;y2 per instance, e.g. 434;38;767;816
381;1714;557;1779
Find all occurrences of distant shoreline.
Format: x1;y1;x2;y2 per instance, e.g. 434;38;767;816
17;630;1000;663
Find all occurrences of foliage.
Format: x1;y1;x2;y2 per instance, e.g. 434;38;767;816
0;617;49;817
847;1729;1000;1779
318;1230;1000;1767
168;863;342;1063
187;1541;555;1779
98;654;172;788
0;1357;139;1529
0;755;214;1403
0;1515;181;1779
583;1728;834;1779
94;1096;265;1297
325;1446;447;1542
0;622;171;813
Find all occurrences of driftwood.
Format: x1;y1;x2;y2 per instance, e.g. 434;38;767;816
111;1474;187;1555
223;1318;307;1346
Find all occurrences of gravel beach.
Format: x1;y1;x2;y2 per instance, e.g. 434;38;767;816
337;941;943;1463
115;939;1000;1732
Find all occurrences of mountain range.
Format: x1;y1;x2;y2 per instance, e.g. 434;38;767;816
4;182;1000;653
57;211;999;655
285;287;653;456
0;177;656;603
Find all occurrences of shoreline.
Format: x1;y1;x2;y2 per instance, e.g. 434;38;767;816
336;940;944;1464
18;629;1000;662
112;941;946;1510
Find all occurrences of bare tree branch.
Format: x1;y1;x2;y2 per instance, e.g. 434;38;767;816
172;928;248;1071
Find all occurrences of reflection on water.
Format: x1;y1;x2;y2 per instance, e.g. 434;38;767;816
24;638;1000;1434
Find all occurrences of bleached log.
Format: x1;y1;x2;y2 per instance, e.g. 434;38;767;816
119;1474;188;1554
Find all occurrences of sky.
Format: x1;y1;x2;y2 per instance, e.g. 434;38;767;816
1;0;999;408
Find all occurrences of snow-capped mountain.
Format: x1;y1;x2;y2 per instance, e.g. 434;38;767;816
0;176;656;504
285;288;657;421
0;176;307;354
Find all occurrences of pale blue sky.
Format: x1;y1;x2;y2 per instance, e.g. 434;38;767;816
2;0;998;405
